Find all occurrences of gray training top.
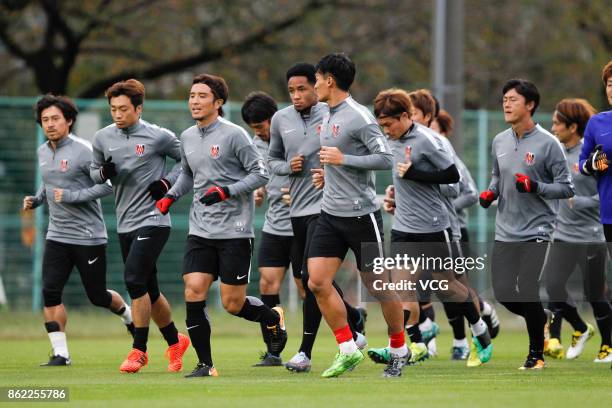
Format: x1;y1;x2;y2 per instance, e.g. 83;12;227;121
167;117;269;239
268;102;327;218
389;123;454;234
437;134;462;241
554;140;604;242
90;119;182;234
318;96;393;217
32;135;113;245
488;124;574;242
454;157;479;231
254;135;293;236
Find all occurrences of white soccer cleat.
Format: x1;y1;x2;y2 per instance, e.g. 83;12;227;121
566;323;594;360
593;345;612;363
285;351;311;373
427;337;438;357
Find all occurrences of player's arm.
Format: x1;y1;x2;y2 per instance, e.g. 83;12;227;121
158;129;182;185
453;163;479;210
228;141;269;196
24;182;47;210
58;181;113;204
89;133;116;184
530;144;574;199
579;118;603;176
339;123;393;170
402;138;459;184
165;140;194;200
479;144;500;208
268;115;293;176
570;193;599;210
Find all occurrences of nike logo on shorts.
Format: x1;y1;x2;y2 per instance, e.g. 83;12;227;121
236;274;247;280
88;257;98;265
187;325;199;330
108;147;121;151
137;236;151;241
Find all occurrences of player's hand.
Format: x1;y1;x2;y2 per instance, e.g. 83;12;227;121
281;187;291;206
199;186;230;206
254;187;266;207
584;144;609;174
568;197;574;209
515;173;538;193
156;195;175;215
100;156;117;180
397;146;413;178
23;196;35;211
290;155;305;173
383;185;396;214
319;146;344;166
147;178;171;201
53;188;64;203
311;168;325;189
479;190;495;208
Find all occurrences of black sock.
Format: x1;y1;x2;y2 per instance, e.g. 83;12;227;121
549;303;564;340
562;304;588;333
443;302;466;340
235;296;279;325
592;301;611;346
524;302;546;359
133;327;149;352
261;294;280;308
299;288;321;359
461;294;481;325
403;309;411;327
478;296;485;313
420;303;435;324
406;324;423;344
186;301;213;366
45;321;60;333
500;301;525;317
159;322;179;346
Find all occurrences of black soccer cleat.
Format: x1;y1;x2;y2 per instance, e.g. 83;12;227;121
185;363;218;378
267;307;287;356
355;307;368;335
40;354;71;366
253;352;282;367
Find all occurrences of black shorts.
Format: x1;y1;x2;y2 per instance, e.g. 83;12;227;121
390;228;454;270
118;226;170;300
42;239;109;308
290;213;320;281
307;210;384;273
183;235;253;285
257;231;301;277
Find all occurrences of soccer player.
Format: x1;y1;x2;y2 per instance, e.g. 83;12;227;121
480;79;574;369
369;88;493;368
90;79;189;373
241;91;304;366
24;94;133;366
305;53;409;378
544;98;611;363
156;74;286;378
268;62;367;373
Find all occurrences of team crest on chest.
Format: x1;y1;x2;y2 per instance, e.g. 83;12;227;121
331;124;340;138
572;162;579;174
60;159;68;172
210;145;221;159
316;124;322;136
135;144;145;156
524;152;536;166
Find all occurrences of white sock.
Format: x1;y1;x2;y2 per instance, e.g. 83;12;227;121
120;304;133;325
453;338;469;348
470;318;487;337
390;344;408;357
48;331;69;358
482;301;492;315
338;339;358;355
419;317;433;332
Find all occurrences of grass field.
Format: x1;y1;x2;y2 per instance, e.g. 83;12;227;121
1;306;611;408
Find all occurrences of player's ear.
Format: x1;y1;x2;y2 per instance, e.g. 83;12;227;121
135;104;143;116
569;122;578;135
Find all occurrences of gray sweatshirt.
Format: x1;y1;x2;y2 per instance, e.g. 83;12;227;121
90;119;182;233
33;135;113;245
454;157;478;231
319;96;393;217
268;103;326;218
554;140;604;242
488;124;574;242
389;124;454;234
254;136;293;236
167;117;269;239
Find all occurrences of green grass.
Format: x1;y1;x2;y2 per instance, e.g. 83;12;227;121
1;307;610;408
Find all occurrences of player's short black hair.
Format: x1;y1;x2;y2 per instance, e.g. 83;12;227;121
286;62;316;85
192;73;229;116
315;53;356;91
34;94;79;132
241;91;278;124
502;79;540;116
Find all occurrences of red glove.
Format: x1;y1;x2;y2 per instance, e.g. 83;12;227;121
479;190;495;208
515;173;538;193
199;186;230;206
156;196;175;215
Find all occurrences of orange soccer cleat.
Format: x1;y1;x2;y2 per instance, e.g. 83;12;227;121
120;348;148;373
165;333;190;372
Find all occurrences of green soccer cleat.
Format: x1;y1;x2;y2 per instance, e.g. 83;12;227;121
421;322;440;344
473;336;493;364
409;342;429;364
367;347;391;365
321;351;365;378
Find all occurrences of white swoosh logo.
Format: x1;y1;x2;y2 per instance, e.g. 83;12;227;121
236;274;247;280
109;147;121;151
88;257;98;265
283;129;295;134
187;325;199;330
137;236;150;241
186;151;195;156
497;152;508;158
